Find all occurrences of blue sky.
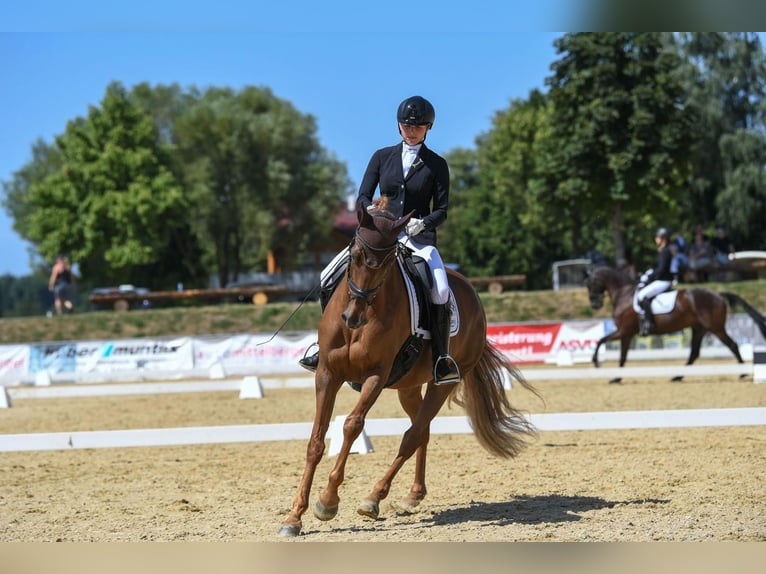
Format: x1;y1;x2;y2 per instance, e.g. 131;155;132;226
0;2;580;276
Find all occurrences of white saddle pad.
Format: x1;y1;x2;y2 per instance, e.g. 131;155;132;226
633;290;678;315
397;259;459;339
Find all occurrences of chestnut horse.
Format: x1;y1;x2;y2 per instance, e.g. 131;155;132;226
585;266;766;383
278;198;538;537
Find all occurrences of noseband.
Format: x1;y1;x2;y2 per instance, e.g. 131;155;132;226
346;230;400;306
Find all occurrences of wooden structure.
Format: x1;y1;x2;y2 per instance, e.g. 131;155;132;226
89;285;290;311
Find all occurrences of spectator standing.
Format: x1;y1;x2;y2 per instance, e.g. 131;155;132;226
711;226;735;266
669;236;689;284
711;226;736;281
48;255;74;315
687;225;713;282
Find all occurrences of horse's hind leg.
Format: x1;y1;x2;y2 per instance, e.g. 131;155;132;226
711;329;744;363
713;328;747;380
686;326;706;366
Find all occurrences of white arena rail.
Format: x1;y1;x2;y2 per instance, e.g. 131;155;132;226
3;360;757;403
1;408;764;453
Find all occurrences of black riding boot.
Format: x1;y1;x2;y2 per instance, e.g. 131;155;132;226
298;274;343;372
431;303;461;385
639;298;655;336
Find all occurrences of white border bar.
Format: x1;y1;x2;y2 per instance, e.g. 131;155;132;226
1;408;763;452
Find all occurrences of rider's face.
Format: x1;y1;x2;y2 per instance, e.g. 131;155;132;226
399;123;428;145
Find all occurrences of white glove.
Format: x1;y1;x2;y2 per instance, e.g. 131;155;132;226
640;269;653;284
406;218;425;236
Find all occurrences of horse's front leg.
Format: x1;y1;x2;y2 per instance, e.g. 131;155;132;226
592;338;605;368
278;370;342;537
317;371;386;521
359;382;453;520
593;331;621;368
606;335;634;384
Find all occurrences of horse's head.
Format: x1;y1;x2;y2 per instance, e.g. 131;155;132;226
341;197;413;329
584;267;606;310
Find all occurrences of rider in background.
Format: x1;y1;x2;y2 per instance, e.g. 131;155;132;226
636;228;674;336
299;95;460;385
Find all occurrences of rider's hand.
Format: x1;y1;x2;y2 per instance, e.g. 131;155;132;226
406;218;425;236
640;271;652;284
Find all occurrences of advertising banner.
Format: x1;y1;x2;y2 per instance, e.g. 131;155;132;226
28;343;79;374
194;333;317;375
487;321;606;364
73;337;194;373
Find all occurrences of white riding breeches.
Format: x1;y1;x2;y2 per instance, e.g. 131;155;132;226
398;234;450;305
637;280;672;302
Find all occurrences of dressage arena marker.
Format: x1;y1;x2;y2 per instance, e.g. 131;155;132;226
0;387;10;408
327;414;374;456
1;407;763;453
239;376;264;399
34;371;52;386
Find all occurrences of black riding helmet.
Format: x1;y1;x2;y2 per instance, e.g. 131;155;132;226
397;96;435;128
655;227;670;240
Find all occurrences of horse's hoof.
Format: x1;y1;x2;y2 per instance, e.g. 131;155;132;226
357;499;380;520
670;375;684;382
392;496;421;514
313;500;338;521
278;523;302;537
608;377;622;384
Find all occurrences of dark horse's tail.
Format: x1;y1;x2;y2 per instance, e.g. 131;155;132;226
450;341;540;459
720;292;766;340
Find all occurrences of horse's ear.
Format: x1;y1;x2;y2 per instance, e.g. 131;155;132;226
356;199;373;227
392;210;415;235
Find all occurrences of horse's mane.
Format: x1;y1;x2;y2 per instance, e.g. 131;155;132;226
590;266;635;288
366;196;395;219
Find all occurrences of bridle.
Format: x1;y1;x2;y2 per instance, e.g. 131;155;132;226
346;229;401;306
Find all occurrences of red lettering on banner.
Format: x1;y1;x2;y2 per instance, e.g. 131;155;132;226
487;323;562;362
0;358;24;369
557;339;599;351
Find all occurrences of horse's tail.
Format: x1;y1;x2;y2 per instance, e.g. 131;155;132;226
720;292;766;340
451;340;540;458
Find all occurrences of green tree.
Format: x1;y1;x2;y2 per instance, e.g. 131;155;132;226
6;82;190;289
676;32;766;249
173;86;351;286
543;33;694;267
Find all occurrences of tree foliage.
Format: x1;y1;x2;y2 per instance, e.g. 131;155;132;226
171;86;350;286
2;82;351;291
543;32;694;268
676;32;766;249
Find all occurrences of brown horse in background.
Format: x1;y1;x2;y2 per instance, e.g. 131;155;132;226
278;198;538;537
585;266;766;383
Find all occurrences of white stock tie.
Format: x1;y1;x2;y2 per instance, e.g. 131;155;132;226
402;145;420;176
